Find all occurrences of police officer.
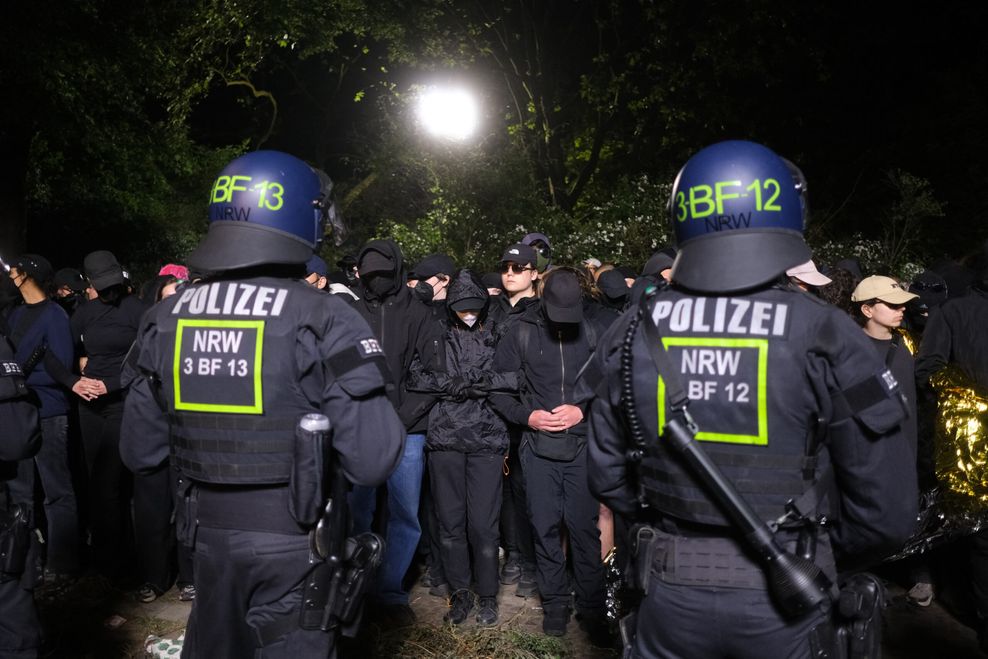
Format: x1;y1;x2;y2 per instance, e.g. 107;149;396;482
0;329;42;657
584;141;917;658
120;150;405;658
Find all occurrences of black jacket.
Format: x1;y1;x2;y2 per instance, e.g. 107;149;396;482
491;303;600;436
348;239;442;433
916;288;988;391
408;271;514;453
488;293;538;342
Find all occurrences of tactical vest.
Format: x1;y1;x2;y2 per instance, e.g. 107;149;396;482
633;286;833;527
154;277;321;485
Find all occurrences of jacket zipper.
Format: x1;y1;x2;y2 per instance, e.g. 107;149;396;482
558;329;565;406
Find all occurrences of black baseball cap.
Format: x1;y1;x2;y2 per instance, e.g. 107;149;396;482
13;254;54;285
54;267;89;292
543;270;583;323
412;254;455;280
500;243;537;265
358;250;394;275
83;250;126;291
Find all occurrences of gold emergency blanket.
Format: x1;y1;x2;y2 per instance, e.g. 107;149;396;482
888;365;988;561
933;366;988;507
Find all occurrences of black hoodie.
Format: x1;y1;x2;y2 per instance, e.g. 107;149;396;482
348;239;442;433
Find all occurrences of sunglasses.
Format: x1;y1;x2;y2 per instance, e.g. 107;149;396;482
500;263;534;274
910;282;947;293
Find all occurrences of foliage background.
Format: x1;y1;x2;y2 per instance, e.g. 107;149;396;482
2;1;985;283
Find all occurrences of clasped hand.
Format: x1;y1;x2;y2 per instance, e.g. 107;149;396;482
72;377;107;401
528;405;583;432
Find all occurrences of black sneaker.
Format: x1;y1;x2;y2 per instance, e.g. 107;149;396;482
515;571;537;598
579;614;614;648
429;582;451;598
542;608;570;636
444;589;475;625
476;596;499;626
500;556;522;585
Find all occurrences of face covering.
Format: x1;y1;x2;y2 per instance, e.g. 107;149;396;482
457;311;479;327
413;280;435;302
363;274;394;297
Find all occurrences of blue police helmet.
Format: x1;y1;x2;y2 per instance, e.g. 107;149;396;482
187;150;334;272
668;140;811;293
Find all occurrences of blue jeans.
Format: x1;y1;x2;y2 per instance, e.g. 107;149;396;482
349;433;424;606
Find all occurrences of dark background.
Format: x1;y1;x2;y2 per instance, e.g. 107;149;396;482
2;1;986;278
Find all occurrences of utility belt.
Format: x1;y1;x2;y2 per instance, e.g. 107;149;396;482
623;523;881;659
625;523;836;593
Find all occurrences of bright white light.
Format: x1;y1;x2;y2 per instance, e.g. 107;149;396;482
417;87;479;141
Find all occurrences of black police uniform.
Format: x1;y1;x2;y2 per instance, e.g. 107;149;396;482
0;333;42;657
121;275;404;658
586;284;918;659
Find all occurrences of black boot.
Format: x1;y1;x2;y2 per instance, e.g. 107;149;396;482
476;596;499;626
444;588;475;625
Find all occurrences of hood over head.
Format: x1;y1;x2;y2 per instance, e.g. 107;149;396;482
357;239;405;299
446;269;490;326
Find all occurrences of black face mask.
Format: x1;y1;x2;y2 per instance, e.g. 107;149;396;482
363;274;394;297
413;281;435;302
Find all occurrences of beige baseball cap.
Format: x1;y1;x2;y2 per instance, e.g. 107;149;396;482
851;275;919;304
786;260;831;287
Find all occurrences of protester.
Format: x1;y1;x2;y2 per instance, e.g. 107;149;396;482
5;254;81;580
491;266;608;642
347;239;443;626
408;270;514;626
72;250;146;582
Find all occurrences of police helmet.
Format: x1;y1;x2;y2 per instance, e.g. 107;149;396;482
187;150;335;271
668;140;810;293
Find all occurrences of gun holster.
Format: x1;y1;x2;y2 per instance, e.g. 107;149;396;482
300;532;384;634
808;572;884;659
836;573;884;659
0;504;31;582
626;524;659;595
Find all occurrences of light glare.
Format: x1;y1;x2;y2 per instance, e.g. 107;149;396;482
417;88;478;140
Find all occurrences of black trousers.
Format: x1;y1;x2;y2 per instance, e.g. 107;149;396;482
500;436;536;571
184;526;334;659
78;394;133;578
521;442;604;615
633;581;826;658
133;465;174;592
429;451;503;596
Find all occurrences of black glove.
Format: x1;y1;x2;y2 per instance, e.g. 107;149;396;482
446;376;470;402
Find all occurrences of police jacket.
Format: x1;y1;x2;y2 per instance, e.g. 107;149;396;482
119;273;404;522
916;287;988;391
585;284;918;563
0;332;41;464
407;271;513;454
491;304;601;438
347;240;442;434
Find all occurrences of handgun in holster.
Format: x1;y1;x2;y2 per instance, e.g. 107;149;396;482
294;414;384;633
836;573;884;659
0;503;31;582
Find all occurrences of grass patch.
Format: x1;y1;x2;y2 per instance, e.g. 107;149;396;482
372;624;567;658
